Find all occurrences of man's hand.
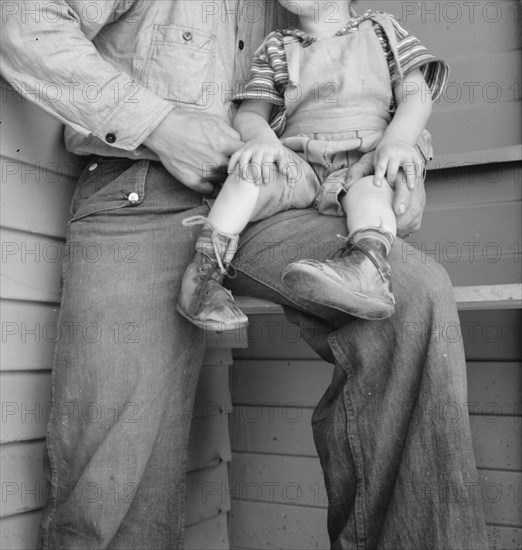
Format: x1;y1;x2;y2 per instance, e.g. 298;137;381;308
344;150;426;237
393;165;426;236
144;110;244;195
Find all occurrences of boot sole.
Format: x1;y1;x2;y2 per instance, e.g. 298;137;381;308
176;304;249;333
282;271;395;320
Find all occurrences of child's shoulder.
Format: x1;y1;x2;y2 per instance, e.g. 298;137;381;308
257;29;301;52
263;29;284;40
364;10;411;35
261;29;300;43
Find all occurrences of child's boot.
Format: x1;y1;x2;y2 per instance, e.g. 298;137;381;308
281;231;395;320
176;217;248;332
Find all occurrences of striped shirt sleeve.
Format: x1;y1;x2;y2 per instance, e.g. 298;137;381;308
384;14;449;101
232;32;289;135
232;32;287;105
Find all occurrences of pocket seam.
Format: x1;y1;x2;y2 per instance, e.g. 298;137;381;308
69;160;149;223
152;25;214;48
143;24;215;106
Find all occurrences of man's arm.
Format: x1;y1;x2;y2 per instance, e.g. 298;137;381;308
1;0;243;192
1;0;172;151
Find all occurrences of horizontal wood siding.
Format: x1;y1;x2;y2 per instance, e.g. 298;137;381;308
362;0;521;165
410;162;521;286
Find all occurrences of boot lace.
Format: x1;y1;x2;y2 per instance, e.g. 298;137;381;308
333;234;387;283
183;215;238;278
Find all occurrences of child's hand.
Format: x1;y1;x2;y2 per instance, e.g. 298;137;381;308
228;138;293;185
373;140;423;191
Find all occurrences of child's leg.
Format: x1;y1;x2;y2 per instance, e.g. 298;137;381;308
340;175;396;249
178;153;317;331
282;175;396;320
176;171;261;332
207;170;262;234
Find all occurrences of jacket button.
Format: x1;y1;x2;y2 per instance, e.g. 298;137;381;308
128;192;139;204
238;40;245;50
182;31;192;41
105;133;116;143
88;163;98;171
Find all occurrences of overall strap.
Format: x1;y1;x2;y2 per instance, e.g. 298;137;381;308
365;13;404;84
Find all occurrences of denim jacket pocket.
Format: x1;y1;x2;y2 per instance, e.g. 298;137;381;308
143;25;215;106
70;159;149;222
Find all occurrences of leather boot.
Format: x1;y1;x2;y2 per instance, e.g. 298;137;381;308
281;237;395;320
176;220;248;333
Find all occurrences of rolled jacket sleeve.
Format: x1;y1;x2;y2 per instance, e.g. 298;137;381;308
0;0;174;150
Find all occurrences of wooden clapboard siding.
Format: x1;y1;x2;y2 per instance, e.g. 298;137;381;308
0;79;232;548
410;161;521;287
0;78;75;547
233;310;522;364
231;500;329;550
361;0;522;165
0;508;230;550
0;80;84;173
1;162;78;238
1;302;60;372
459;309;522;362
1;228;64;303
419;161;521;289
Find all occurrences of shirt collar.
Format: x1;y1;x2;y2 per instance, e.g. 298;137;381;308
278;9;376;46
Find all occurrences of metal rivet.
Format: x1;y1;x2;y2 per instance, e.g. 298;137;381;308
182;31;192;41
128;192;139;204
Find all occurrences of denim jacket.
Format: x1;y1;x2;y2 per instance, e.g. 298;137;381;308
1;0;289;158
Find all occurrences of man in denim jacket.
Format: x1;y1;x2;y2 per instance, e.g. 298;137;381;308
1;1;489;548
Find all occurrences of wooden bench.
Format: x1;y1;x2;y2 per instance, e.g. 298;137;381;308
234;283;522;315
204;283;521;348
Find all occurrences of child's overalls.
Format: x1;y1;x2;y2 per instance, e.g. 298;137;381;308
253;13;430;220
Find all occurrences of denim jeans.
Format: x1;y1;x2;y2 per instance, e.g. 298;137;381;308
39;159;489;549
229;213;490;550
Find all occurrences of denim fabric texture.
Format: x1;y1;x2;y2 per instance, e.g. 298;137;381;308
39;160;208;548
38;158;489;549
230;212;490;549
